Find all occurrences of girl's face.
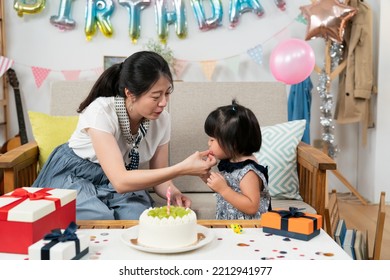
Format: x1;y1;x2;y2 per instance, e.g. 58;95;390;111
128;76;172;121
207;137;227;160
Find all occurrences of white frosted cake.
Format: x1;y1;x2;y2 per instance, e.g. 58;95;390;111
137;206;197;249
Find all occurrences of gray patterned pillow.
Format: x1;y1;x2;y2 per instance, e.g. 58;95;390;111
254;120;306;200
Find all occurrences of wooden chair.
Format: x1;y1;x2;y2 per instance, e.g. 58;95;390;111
325;190;386;259
324;189;339;239
370;191;386;260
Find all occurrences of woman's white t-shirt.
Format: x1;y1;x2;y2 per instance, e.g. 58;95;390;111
68;97;171;166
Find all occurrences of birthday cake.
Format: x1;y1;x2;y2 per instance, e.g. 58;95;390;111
137;206;198;249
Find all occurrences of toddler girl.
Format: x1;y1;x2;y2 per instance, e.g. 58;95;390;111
203;99;271;219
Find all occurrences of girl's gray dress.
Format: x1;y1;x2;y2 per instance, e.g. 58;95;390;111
215;159;271;220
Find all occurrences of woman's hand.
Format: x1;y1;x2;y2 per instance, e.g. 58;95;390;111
154;183;192;208
179;150;217;176
172;192;192;208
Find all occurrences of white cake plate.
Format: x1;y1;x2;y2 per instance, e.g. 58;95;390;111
120;225;214;254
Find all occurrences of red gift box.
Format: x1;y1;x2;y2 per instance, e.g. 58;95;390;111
0;187;76;254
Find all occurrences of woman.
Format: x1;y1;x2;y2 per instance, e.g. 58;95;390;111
32;51;217;220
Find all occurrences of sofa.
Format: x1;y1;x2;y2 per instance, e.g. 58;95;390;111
0;81;336;220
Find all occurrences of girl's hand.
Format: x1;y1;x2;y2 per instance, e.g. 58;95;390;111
199;171;211;183
206;171;228;194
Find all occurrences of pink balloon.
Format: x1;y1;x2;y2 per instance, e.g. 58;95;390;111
269;39;315;85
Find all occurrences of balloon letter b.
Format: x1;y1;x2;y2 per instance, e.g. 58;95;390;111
269;39;315;85
13;0;46;17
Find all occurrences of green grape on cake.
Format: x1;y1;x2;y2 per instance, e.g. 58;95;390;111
147;206;191;219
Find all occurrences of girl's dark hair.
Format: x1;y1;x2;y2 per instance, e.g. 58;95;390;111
204;99;262;159
77;51;173;113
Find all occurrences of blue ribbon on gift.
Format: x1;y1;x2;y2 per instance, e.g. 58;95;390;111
41;221;80;260
271;207;318;232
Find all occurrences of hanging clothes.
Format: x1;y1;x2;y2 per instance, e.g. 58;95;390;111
288;76;312;144
335;0;375;145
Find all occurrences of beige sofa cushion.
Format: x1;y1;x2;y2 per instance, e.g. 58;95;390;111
50;81;94;115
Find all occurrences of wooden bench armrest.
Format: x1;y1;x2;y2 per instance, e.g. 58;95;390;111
296;142;337;217
0;141;39;194
297;142;337;171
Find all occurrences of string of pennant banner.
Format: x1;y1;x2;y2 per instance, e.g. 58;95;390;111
0;15;305;88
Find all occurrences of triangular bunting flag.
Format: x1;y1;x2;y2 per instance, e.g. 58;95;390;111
0;56;14;78
31;66;51;88
224;56;241;76
62;70;81;81
295;13;307;25
173;59;189;80
247;45;263;65
200;60;217;81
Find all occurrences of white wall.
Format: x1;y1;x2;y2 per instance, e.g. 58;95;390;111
373;0;390;202
2;0;387;202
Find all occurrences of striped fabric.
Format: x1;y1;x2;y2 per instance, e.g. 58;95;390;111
0;56;14;78
255;120;306;200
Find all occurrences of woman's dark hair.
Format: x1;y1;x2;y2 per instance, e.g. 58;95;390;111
77;51;173;113
204;99;262;159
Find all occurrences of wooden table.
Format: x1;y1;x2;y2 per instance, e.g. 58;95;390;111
1;219;351;260
77;219;262;229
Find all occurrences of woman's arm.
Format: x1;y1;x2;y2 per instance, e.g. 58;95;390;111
149;143;191;207
88;128;216;194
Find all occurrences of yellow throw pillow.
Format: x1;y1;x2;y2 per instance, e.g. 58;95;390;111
28;111;79;169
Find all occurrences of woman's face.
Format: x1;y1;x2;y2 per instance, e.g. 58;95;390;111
130;76;172;121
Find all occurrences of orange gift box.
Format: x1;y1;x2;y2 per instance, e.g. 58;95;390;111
261;208;322;241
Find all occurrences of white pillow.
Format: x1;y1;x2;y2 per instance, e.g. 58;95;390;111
254;120;306;200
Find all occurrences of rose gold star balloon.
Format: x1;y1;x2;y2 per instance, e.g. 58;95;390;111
300;0;357;43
